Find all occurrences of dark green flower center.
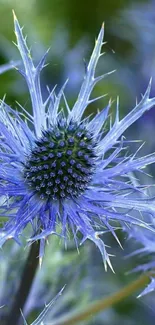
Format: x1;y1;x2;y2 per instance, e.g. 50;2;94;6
24;120;96;200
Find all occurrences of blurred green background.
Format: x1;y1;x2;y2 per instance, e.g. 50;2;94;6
0;0;155;324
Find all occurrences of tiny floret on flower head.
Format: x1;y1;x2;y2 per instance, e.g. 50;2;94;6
1;13;155;270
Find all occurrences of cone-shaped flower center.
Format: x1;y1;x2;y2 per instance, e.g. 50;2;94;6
24;119;97;200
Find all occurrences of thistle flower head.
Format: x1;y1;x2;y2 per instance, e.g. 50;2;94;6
24;119;97;201
1;13;155;270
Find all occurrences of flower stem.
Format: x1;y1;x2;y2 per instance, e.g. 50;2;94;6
5;241;40;325
52;273;151;325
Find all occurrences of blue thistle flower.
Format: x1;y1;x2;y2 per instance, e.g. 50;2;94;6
1;13;155;269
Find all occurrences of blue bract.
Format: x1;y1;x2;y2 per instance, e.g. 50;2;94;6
1;13;155;270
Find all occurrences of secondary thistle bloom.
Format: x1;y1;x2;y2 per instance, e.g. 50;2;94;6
1;14;155;269
124;222;155;296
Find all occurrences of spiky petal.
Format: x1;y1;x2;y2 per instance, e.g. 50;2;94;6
21;287;65;325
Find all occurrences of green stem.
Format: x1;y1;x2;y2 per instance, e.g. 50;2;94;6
5;241;40;325
52;273;151;325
